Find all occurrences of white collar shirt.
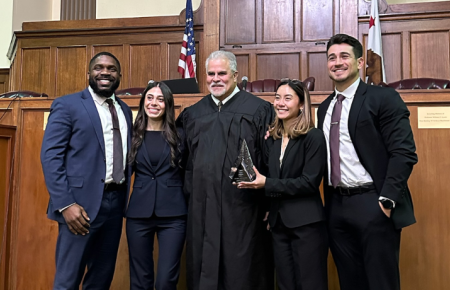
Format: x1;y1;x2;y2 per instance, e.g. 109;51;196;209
323;78;373;187
89;86;128;184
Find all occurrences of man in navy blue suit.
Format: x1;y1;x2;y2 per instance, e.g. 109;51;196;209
41;52;132;290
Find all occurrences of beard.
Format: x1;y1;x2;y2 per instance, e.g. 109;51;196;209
89;76;120;98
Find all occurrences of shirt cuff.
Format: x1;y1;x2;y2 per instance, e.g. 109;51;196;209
59;203;76;212
379;196;396;208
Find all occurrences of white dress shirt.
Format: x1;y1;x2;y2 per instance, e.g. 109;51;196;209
323;78;373;187
89;86;128;184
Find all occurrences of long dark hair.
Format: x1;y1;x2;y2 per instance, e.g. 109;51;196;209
128;81;180;167
269;79;314;139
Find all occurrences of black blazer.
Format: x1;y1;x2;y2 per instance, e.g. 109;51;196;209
264;128;327;229
317;81;418;229
126;134;188;218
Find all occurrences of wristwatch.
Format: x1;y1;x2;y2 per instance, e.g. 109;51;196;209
380;198;395;209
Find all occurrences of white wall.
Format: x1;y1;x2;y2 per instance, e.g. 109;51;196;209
97;0;202;19
0;0;14;68
12;0;53;31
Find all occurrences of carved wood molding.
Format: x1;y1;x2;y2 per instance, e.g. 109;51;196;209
359;0;450;16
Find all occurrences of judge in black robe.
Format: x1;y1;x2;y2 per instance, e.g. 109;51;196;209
177;51;275;290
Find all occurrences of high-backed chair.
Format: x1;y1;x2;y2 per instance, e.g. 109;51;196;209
0;91;49;98
238;77;315;92
386;78;450;90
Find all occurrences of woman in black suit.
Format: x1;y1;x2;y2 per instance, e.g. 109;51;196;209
238;79;328;290
126;81;187;290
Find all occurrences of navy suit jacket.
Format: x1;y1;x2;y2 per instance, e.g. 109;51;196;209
41;88;133;223
317;81;418;229
126;134;188;218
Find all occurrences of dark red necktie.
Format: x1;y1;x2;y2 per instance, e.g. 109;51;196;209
330;94;345;188
105;98;124;183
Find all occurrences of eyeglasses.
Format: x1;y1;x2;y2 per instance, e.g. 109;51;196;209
280;78;305;86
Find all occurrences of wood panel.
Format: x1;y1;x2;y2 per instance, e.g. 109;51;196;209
302;0;336;41
20;48;51;94
307;52;333;91
129;44;162;86
0;125;15;290
169;43;184;80
11;15;206;98
362;33;402;83
221;0;257;45
56;47;88;97
359;14;450;82
256;53;300;80
410;31;450;79
235;54;250;81
262;0;295;43
401;104;450;290
0;70;9;94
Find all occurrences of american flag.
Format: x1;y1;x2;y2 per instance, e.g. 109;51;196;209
178;0;196;79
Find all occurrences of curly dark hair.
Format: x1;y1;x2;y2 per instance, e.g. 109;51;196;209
128;81;180;167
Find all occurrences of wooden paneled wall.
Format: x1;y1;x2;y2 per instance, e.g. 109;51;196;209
359;10;450;83
9;6;206;99
0;125;16;290
0;70;9;95
220;0;450;91
220;0;341;91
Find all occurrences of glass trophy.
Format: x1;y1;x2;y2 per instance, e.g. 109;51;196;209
229;139;256;182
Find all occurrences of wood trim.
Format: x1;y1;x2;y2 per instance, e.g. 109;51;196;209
389;1;450;14
201;0;220;93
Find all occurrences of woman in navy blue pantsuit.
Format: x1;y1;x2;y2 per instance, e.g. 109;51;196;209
126;81;187;290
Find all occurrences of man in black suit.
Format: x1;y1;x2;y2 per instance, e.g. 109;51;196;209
317;34;418;290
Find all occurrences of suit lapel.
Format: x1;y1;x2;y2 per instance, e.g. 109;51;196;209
348;81;368;139
271;139;282;178
280;138;298;175
140;138;153;170
80;88;105;155
154;141;170;172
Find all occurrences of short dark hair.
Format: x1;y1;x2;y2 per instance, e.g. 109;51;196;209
326;34;363;59
89;52;121;73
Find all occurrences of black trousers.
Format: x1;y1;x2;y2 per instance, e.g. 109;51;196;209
271;217;328;290
327;190;401;290
126;215;187;290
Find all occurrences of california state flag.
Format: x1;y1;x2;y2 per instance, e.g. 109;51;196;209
366;0;386;85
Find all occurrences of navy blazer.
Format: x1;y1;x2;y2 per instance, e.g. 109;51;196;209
126;134;188;218
317;81;418;229
264;128;327;228
41;88;133;223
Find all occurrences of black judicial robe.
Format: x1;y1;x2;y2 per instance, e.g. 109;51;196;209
178;90;275;290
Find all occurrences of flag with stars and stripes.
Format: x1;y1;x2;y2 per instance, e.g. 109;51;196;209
366;0;386;85
178;0;197;79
